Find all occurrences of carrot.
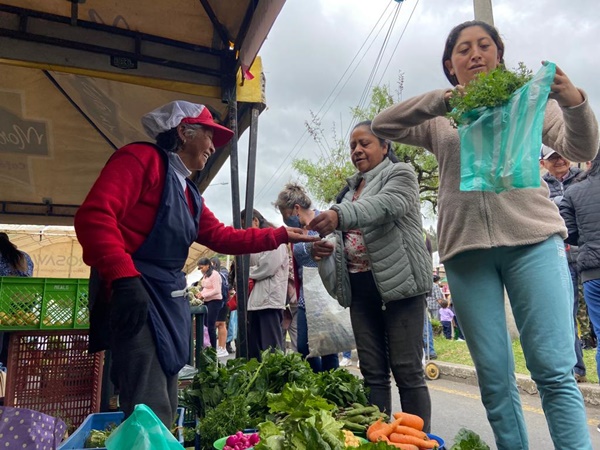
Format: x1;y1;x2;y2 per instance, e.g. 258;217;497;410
389;433;437;449
394;425;427;439
392;412;425;431
366;418;386;441
369;418;403;442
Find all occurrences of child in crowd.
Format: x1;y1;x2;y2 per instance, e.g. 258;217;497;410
439;299;454;340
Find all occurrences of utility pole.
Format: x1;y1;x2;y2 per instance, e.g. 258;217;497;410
473;0;494;25
472;0;520;340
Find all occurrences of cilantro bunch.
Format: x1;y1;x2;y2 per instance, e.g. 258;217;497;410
447;63;533;126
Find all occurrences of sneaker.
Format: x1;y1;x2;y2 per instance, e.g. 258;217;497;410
226;342;234;354
339;357;352;367
429;354;438;360
356;360;360;369
456;338;465;342
216;347;229;358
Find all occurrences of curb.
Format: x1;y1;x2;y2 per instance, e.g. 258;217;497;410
432;361;600;407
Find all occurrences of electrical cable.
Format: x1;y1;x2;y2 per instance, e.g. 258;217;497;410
343;1;403;143
254;1;396;202
377;0;421;86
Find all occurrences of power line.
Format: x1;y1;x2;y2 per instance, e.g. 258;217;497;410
343;1;403;143
377;0;421;86
255;2;397;202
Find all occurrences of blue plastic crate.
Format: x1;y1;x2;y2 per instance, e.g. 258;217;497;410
58;408;185;449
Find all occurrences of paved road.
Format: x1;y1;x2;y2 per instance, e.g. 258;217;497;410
392;376;600;449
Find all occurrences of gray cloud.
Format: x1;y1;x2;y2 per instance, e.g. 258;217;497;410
203;0;600;227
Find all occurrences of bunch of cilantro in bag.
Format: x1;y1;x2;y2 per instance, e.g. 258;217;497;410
447;63;533;126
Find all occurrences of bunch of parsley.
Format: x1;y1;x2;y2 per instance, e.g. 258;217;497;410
447;63;533;126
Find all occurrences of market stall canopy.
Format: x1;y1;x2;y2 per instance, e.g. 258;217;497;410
0;0;284;226
0;225;213;278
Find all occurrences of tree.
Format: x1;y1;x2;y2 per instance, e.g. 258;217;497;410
293;74;439;211
292;112;355;205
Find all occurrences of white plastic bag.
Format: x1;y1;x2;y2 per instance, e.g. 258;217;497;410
303;266;355;357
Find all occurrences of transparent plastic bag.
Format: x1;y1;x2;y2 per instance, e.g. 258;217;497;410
459;62;556;193
105;404;182;450
303;266;355;357
316;234;338;299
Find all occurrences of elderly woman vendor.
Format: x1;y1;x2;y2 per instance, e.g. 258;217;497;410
75;101;316;426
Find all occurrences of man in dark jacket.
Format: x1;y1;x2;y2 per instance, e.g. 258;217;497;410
560;154;600;416
540;145;587;382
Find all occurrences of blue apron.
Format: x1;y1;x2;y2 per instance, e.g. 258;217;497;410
129;147;201;376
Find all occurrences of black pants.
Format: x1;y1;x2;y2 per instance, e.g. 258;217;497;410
247;309;284;360
205;299;224;349
349;271;431;432
110;322;178;427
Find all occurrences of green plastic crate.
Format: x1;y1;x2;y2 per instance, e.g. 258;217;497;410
0;277;89;330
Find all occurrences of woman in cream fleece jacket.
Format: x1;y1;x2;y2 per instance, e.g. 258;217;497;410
372;20;598;450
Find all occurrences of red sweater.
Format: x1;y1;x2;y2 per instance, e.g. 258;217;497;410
74;143;288;284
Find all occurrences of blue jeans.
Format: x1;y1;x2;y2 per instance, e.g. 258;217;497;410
349;271;431;432
423;314;436;357
569;263;586;376
441;321;452;339
227;309;238;343
445;235;591;450
583;278;600;380
296;306;339;372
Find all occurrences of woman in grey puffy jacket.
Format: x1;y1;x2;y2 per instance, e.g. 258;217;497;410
309;120;433;431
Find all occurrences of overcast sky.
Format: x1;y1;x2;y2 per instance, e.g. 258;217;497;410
202;0;600;228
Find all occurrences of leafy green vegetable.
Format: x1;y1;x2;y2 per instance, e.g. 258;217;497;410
196;395;251;450
450;428;491;450
181;349;374;448
84;422;119;448
312;367;370;407
84;428;112;448
354;442;402;449
181;348;319;424
255;384;345;450
447;63;533;126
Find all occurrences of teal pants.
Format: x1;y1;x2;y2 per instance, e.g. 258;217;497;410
445;235;591;450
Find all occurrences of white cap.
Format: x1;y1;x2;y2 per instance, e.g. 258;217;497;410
141;101;233;147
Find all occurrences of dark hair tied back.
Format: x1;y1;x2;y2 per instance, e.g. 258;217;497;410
156;128;180;152
198;257;214;277
352;120;396;162
442;20;505;86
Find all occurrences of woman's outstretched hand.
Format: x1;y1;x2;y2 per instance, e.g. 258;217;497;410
545;62;584;108
308;210;339;237
286;227;321;243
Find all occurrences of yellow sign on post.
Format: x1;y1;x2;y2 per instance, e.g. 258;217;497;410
237;57;266;104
